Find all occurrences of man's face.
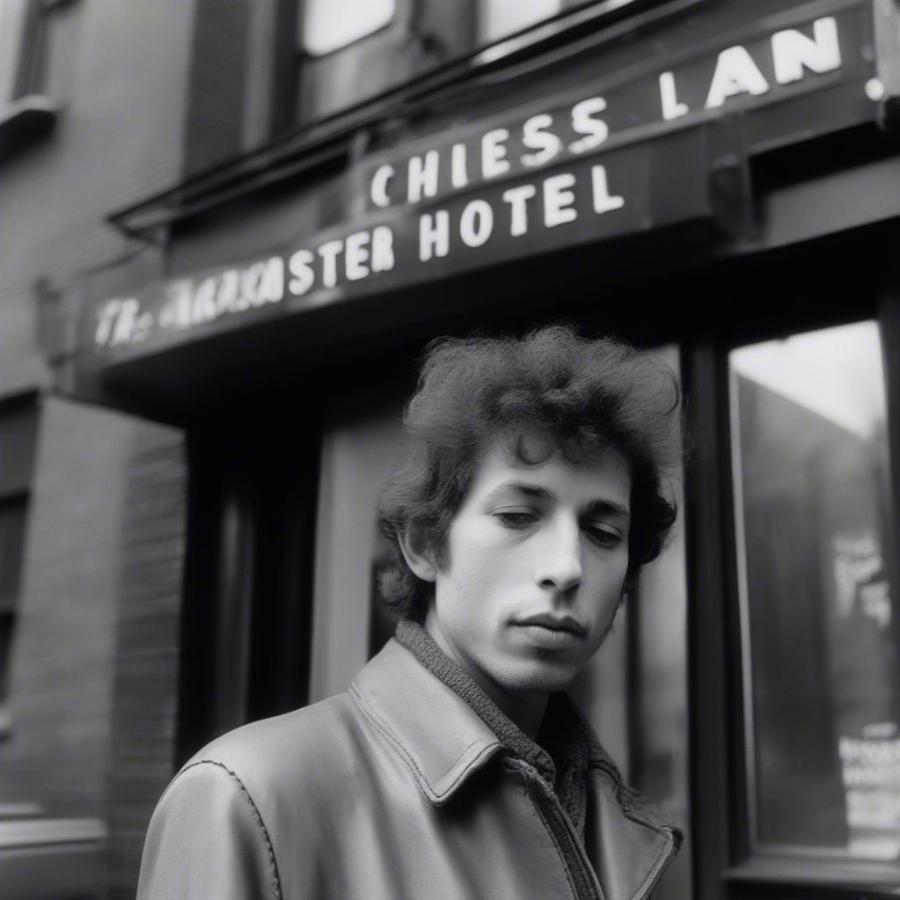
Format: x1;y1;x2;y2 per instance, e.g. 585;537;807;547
424;438;631;701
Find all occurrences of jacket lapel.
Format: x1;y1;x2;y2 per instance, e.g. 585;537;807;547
350;639;505;805
587;763;681;900
352;637;681;900
545;694;682;900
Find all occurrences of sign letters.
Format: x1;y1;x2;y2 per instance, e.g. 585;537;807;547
90;11;873;353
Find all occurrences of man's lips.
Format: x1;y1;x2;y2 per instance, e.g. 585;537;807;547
512;613;587;637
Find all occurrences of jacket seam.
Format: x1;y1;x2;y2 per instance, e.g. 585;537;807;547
593;768;683;860
524;778;581;900
179;759;283;900
350;682;496;801
632;831;677;900
588;771;678;899
594;760;681;836
629;822;676;898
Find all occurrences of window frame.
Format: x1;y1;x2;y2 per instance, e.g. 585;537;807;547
0;0;77;154
276;0;703;132
728;321;898;868
298;0;398;58
684;292;900;899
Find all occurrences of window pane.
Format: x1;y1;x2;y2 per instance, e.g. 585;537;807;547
730;322;900;862
300;0;396;57
478;0;563;45
294;0;658;126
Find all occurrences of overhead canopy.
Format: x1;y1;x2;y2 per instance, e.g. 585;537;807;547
59;0;900;423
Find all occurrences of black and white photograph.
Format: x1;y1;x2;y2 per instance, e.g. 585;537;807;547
1;1;900;898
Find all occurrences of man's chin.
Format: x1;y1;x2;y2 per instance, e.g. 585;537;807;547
496;658;580;696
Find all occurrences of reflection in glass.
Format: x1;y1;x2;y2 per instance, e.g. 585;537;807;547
730;322;900;862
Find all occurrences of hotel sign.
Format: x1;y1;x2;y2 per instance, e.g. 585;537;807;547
361;16;846;214
90;6;881;356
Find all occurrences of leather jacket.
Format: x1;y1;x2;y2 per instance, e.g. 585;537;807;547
137;635;680;899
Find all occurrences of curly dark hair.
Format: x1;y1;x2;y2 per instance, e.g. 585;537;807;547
377;324;681;621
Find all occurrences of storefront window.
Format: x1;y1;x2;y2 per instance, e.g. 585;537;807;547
730;322;900;863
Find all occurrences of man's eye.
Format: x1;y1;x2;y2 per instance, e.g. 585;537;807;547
585;526;623;548
494;510;537;528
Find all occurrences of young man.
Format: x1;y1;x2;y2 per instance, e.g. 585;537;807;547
138;324;682;899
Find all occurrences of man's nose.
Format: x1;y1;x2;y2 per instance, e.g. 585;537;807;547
533;515;582;594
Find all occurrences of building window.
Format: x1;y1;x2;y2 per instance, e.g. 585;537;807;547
0;0;71;152
0;395;39;730
292;0;457;125
289;0;663;127
299;0;396;57
729;322;900;872
477;0;563;44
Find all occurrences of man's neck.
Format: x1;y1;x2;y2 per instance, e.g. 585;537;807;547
423;612;548;739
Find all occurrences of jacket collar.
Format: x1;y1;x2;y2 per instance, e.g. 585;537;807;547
350;632;682;899
350;636;504;805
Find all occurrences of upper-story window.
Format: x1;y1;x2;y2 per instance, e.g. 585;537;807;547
291;0;655;126
0;0;72;153
300;0;397;57
478;0;562;44
297;0;577;55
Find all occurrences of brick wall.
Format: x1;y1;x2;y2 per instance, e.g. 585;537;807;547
0;399;141;817
106;425;186;900
0;399;187;899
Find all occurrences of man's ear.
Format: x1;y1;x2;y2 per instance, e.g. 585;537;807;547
397;524;438;583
